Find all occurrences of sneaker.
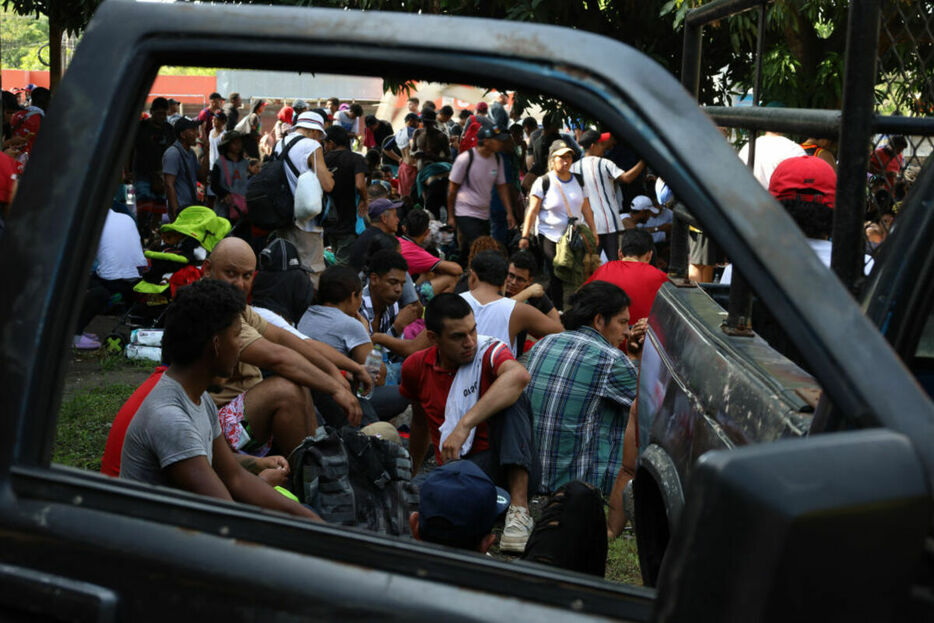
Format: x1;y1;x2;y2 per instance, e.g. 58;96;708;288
82;332;100;340
499;504;534;553
73;334;102;350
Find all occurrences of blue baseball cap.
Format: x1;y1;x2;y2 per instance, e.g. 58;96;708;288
418;461;510;543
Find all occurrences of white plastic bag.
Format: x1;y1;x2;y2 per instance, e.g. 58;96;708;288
293;170;323;225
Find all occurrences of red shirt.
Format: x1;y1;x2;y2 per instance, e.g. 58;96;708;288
398;236;441;276
585;260;668;323
10;107;42;154
399;342;514;463
100;367;167;476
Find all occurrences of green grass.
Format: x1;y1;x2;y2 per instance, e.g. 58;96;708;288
606;529;642;585
54;384;137;471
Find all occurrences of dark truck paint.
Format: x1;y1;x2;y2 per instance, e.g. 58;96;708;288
0;1;932;620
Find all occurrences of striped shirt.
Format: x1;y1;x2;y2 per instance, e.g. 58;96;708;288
571;156;625;235
525;326;638;495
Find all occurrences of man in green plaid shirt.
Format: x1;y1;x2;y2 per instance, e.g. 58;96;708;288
525;281;638;495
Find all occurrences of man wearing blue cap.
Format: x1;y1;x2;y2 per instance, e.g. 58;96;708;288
347;197;402;271
410;460;509;553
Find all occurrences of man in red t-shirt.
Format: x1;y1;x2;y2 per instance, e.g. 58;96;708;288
400;293;536;553
585;229;668;324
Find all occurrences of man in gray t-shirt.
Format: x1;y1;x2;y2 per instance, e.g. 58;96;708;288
121;374;221;486
162;117;208;218
118;279;320;522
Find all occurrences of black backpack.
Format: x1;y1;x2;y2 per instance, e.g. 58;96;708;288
245;136;304;230
540;171;584;196
287;426;419;536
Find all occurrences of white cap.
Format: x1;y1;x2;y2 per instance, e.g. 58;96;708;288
630;195;659;214
294;111;324;133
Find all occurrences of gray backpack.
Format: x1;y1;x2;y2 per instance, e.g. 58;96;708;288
287;426;419;536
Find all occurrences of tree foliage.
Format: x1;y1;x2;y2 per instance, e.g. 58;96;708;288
1;8;48;71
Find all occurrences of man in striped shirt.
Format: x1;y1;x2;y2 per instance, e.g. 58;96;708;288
571;130;645;260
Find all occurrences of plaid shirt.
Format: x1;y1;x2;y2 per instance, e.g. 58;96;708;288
525;326;638;495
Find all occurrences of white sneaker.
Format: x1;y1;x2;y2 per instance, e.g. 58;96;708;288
499;504;533;553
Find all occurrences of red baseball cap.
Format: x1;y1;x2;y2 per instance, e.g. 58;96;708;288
476;101;489;113
768;156;836;209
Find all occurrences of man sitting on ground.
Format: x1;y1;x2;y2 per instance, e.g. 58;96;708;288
585;228;668;325
349;198;402;272
460;250;563;355
409;460;509;554
399;208;462;294
120;280;320;521
525;281;638;496
400;294;536;552
203;238;368;456
504;250;561;355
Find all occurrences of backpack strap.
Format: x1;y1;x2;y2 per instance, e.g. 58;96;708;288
461;148;475;189
279;135;305;178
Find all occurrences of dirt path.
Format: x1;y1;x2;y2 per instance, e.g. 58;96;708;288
63;316;155;400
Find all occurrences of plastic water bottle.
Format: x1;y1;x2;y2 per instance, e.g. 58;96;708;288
359;346;383;399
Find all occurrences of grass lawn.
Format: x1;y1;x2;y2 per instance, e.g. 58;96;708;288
54;383;137;471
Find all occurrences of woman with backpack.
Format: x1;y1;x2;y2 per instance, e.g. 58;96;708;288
518;140;596;309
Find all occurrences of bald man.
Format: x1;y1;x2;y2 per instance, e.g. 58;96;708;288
202;238;369;456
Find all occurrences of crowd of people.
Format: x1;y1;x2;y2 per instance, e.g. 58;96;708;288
1;82;923;576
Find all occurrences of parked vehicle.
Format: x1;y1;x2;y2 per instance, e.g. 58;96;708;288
0;1;930;621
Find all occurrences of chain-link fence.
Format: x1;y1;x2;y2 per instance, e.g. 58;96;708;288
867;0;934;254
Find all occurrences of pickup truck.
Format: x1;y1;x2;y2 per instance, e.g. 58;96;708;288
1;1;931;621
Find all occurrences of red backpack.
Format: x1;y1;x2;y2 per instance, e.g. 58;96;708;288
458;115;483;153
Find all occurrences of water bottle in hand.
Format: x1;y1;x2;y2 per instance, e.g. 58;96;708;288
359;346;383;399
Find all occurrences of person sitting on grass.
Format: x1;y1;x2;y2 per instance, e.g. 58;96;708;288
119;279;320;521
400;293;537;553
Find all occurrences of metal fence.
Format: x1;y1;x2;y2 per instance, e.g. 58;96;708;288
675;0;934;315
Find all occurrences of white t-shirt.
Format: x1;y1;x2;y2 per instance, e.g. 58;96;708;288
208;129;225;171
737;135;806;189
274;134;323;232
252;306;308;339
570;156;623;235
460;291;517;355
530;172;589;242
274;134;321;194
96;209;146;280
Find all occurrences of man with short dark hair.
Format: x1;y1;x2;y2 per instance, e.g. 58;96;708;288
437;105;456;136
401;293;536;553
326;97;341;117
336;103;364;142
198;91;225;144
406;97;420;114
447;126;515;259
223;92;241;132
461;250;563;355
365;114;395;165
585;228;668;324
359;249;411;338
409;460;508;553
348;197;402;272
489;92;510;131
120;279;320;522
505;251;561;354
162;117;209;218
525;280;638;495
132;97;175;231
323;124;369;264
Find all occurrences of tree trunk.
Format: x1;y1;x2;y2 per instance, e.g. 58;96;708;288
49;12;63;92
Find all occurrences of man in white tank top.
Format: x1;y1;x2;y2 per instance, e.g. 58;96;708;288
459;251;563;355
